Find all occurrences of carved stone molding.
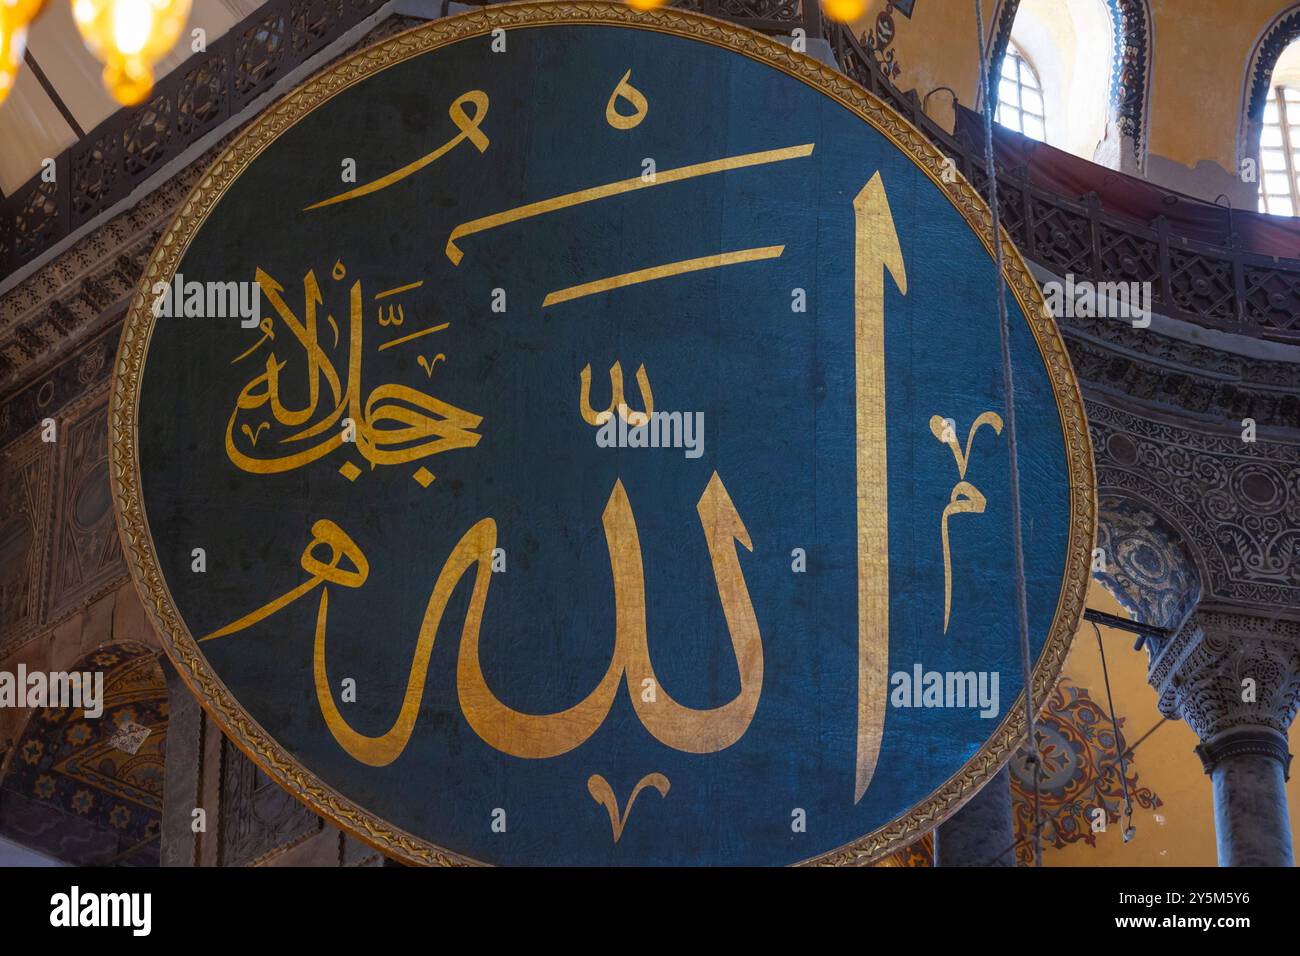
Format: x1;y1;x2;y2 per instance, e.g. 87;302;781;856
0;380;130;659
0;321;120;450
1060;315;1300;434
1088;400;1300;613
1150;609;1300;743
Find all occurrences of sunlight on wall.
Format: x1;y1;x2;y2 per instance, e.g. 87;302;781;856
1031;581;1300;866
1008;0;1114;163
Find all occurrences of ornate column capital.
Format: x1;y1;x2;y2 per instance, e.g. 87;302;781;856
1149;609;1300;755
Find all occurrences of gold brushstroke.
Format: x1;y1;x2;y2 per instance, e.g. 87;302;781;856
377;322;451;352
446;145;813;264
200;473;761;766
605;69;648;129
852;172;907;805
929;412;1004;632
375;280;425;300
587;773;670;842
940;482;988;633
544;246;784;307
579;361;654;426
304;91;489;211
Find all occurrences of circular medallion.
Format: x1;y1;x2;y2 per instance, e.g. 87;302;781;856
112;1;1095;866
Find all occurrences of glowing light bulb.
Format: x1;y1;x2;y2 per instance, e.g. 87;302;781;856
0;8;26;107
822;0;867;23
625;0;665;10
70;0;190;105
112;0;150;55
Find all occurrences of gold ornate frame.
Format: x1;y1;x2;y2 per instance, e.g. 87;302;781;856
110;0;1097;867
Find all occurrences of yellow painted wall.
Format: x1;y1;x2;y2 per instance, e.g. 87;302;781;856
855;0;1300;179
1146;0;1282;173
1038;582;1300;866
851;0;992;130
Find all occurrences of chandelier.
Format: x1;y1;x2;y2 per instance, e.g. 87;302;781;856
0;0;871;109
0;0;190;107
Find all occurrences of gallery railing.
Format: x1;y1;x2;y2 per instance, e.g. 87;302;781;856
826;18;1300;344
0;0;389;281
3;0;1299;346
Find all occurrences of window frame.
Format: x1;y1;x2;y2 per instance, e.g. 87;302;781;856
995;42;1047;143
1259;84;1300;216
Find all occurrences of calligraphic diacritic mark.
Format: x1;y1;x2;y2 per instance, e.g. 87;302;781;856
579;361;653;426
587;773;670;843
375;280;424;300
445;143;813;265
231;318;275;364
240;421;270;446
417;354;446;378
605;69;648;130
304;91;489;211
378;323;450;352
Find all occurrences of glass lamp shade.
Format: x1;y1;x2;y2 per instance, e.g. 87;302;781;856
2;0;44;27
822;0;867;23
0;6;27;106
71;0;191;105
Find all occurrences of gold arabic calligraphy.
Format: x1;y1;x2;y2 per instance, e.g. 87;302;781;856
200;473;763;766
929;412;1004;633
226;265;480;481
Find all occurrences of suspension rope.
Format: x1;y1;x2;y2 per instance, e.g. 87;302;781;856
1093;621;1136;842
974;0;1042;868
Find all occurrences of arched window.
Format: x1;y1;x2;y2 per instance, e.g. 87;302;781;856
1243;12;1300;216
996;44;1046;142
1259;85;1300;216
991;0;1149;169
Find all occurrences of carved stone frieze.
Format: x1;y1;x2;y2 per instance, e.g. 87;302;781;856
1088;401;1300;614
1061;316;1300;433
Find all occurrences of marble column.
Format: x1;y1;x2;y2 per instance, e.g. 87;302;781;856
935;766;1015;866
1149;610;1300;867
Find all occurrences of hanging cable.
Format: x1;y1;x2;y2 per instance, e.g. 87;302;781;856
974;0;1042;868
1093;621;1136;842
